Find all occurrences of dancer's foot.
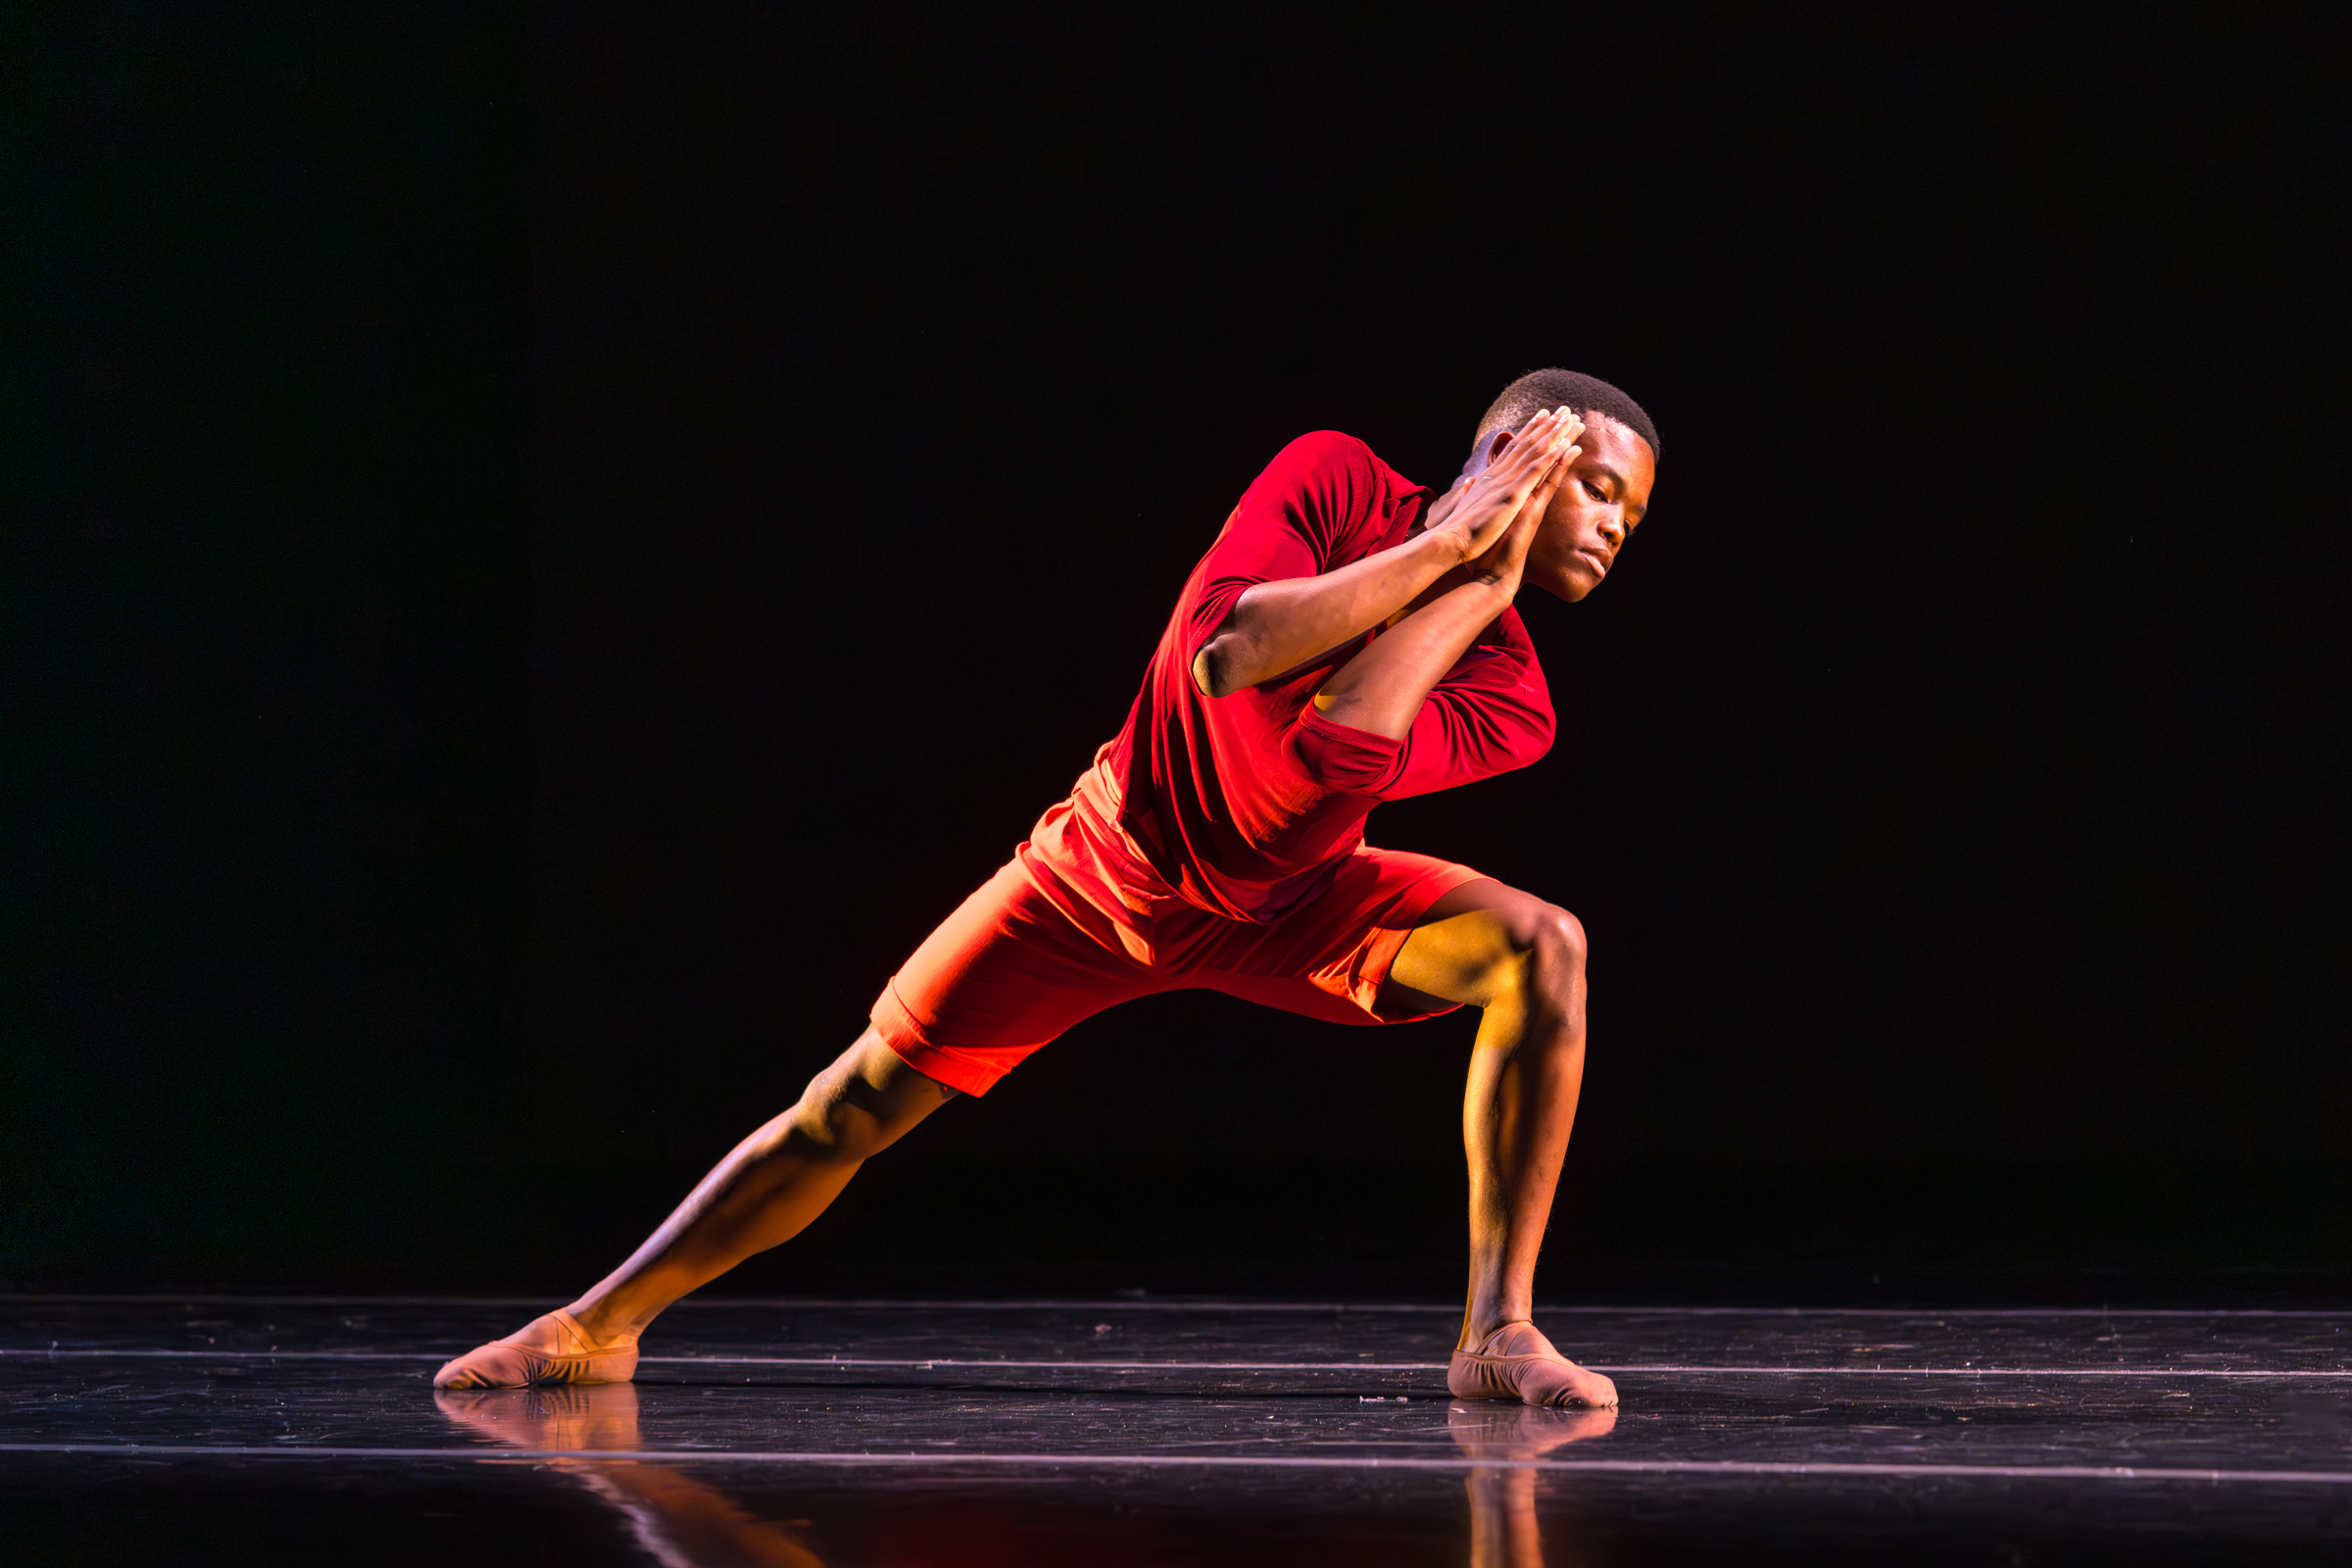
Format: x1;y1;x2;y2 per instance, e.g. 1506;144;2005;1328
432;1309;640;1390
1446;1320;1618;1408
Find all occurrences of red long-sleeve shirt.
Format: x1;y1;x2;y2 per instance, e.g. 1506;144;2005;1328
1103;431;1556;923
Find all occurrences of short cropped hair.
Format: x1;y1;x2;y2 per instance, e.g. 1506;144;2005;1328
1476;368;1661;461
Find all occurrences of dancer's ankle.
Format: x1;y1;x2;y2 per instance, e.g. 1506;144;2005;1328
561;1300;642;1347
1460;1312;1533;1351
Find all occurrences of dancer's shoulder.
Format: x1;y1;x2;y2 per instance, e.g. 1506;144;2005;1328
1250;430;1417;510
1263;428;1379;475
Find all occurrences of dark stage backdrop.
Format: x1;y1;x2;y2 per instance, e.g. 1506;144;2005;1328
10;6;533;1283
10;3;2348;1296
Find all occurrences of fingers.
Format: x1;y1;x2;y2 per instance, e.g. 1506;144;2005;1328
1530;407;1585;453
1507;440;1580;506
1452;408;1585;563
1508;467;1565;549
1494;409;1586;486
1547;411;1587;468
1465;460;1567;578
1502;411;1561;471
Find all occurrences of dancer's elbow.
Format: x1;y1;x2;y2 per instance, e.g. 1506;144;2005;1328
1192;640;1245;699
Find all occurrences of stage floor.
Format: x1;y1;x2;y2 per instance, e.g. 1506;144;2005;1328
3;1294;2348;1564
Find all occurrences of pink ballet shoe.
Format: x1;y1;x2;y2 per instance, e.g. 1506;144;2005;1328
432;1308;640;1391
1446;1320;1618;1408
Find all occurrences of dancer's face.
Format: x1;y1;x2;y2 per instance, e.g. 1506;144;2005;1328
1499;413;1655;603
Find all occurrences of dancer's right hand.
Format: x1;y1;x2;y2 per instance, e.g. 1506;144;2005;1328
1428;407;1583;564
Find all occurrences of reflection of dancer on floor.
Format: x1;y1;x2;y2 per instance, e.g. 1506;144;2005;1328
437;1385;828;1568
437;368;1661;1408
433;1387;1607;1568
1449;1399;1616;1568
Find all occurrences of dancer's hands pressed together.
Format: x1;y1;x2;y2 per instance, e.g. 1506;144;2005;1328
1452;447;1565;597
1422;407;1584;569
1190;409;1581;699
1308;420;1578;741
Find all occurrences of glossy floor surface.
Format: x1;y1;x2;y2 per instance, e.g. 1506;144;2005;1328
4;1294;2349;1564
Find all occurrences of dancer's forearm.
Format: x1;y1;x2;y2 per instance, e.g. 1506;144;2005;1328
1309;577;1513;741
1192;527;1467;698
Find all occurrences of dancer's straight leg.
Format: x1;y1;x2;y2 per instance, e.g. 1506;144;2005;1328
433;1030;952;1388
564;1029;956;1342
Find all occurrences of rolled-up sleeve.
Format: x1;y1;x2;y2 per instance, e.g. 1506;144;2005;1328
1285;614;1555;803
1381;646;1556;799
1285;703;1407;793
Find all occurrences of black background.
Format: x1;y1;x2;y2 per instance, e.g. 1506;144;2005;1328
11;3;2349;1298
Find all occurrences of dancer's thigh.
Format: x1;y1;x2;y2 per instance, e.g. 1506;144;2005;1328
1191;846;1494;1026
871;858;1157;1097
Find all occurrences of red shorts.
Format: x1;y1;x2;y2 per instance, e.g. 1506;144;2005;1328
872;760;1489;1097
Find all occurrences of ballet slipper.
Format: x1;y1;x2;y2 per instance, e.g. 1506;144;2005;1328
1446;1320;1618;1408
432;1308;640;1391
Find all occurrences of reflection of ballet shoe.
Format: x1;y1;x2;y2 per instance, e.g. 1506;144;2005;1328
439;1384;831;1567
1455;1397;1607;1568
1447;1321;1619;1409
434;1380;644;1452
432;1309;640;1391
1447;1396;1617;1456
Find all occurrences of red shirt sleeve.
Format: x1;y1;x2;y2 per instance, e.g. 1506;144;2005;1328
1286;608;1554;801
1384;612;1555;798
1181;431;1396;662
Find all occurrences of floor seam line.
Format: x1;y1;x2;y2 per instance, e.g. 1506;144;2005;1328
5;1348;2346;1377
0;1443;2348;1485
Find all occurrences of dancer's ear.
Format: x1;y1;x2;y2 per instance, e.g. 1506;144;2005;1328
1470;428;1516;476
1457;426;1514;489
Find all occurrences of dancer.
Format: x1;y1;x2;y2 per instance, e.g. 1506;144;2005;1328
437;368;1660;1407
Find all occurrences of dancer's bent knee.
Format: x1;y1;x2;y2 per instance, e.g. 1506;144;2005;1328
772;1032;957;1167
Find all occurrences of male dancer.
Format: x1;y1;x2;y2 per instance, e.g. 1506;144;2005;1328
438;368;1660;1408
